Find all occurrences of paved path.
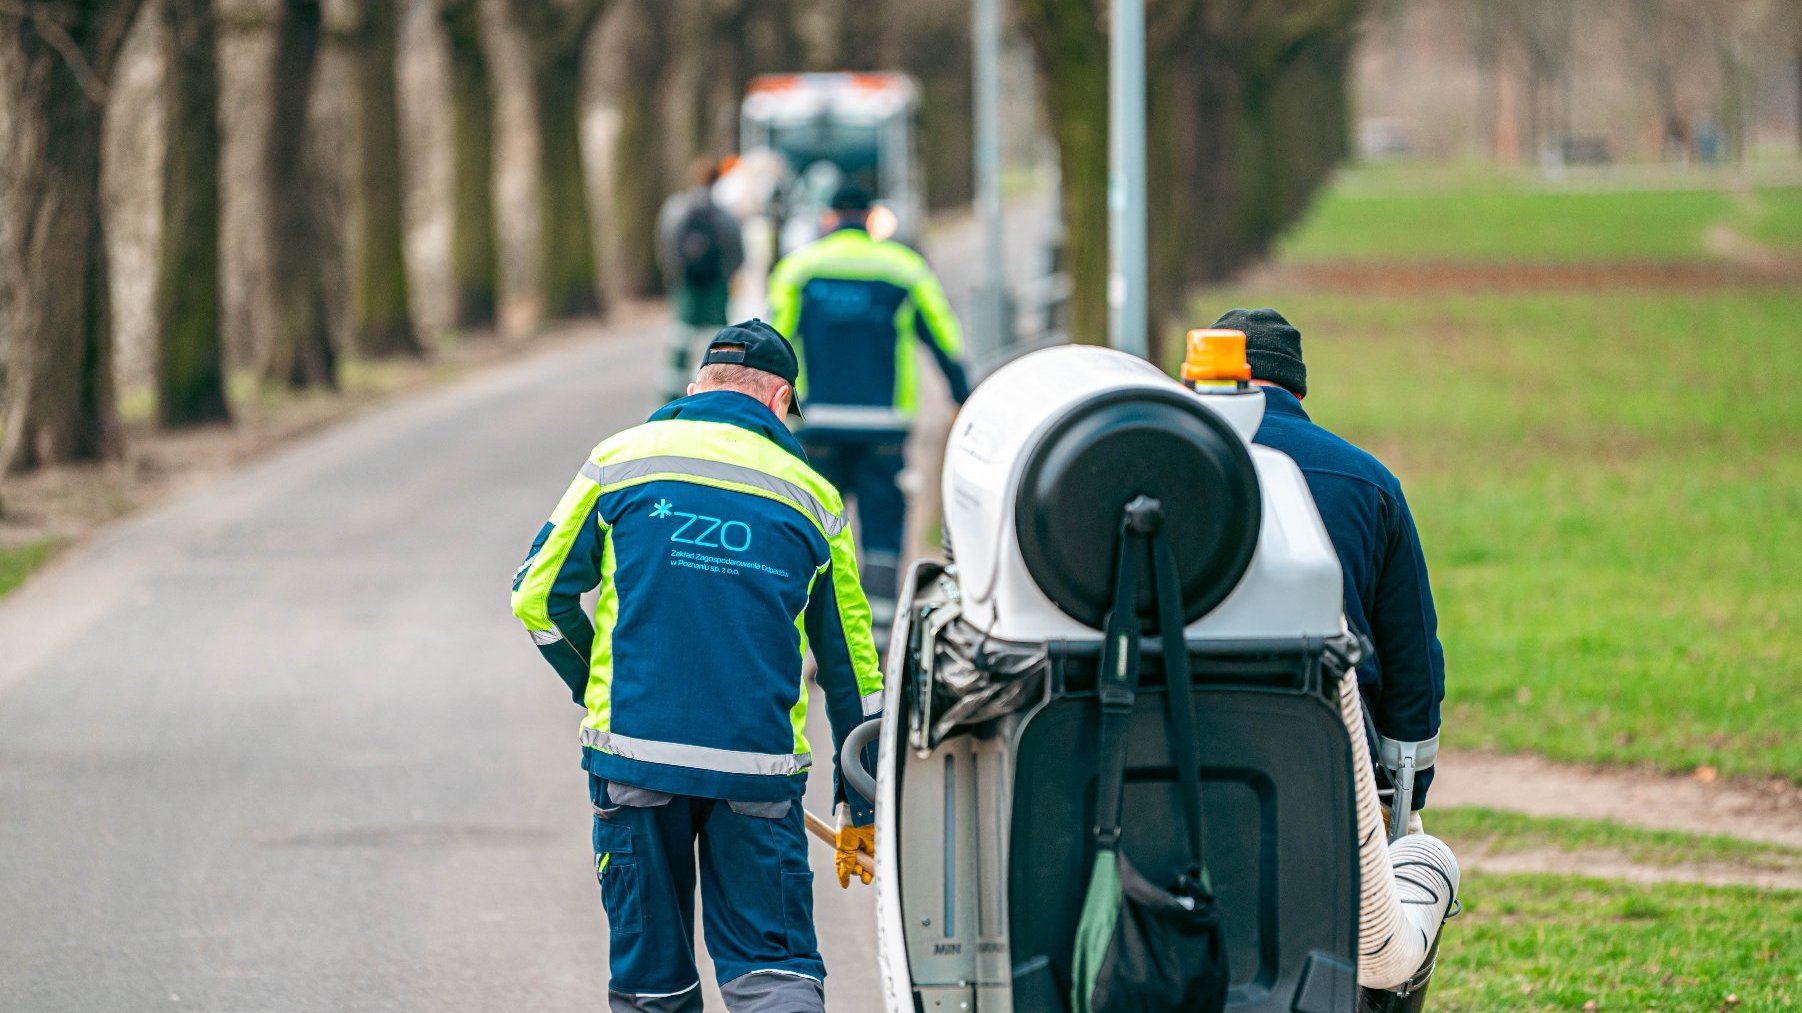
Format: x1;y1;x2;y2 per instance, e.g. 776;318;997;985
0;196;1064;1011
0;323;878;1011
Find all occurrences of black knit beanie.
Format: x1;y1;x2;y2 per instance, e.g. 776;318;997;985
1211;307;1305;398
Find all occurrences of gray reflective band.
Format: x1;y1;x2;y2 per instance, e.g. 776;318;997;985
586;455;845;536
583;727;811;776
799;404;909;430
609;980;703;1013
860;690;882;716
1374;732;1439;772
1375;731;1436;844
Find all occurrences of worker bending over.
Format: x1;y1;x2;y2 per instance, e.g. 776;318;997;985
511;321;882;1013
1218;307;1446;829
768;183;970;628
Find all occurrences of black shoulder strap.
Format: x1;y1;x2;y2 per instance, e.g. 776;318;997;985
1092;515;1142;851
1152;533;1208;872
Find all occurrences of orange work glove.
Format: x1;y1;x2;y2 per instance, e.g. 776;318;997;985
835;820;876;888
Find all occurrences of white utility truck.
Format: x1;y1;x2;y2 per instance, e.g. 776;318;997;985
738;72;924;256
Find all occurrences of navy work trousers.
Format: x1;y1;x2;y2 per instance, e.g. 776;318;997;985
801;435;906;614
590;776;826;1013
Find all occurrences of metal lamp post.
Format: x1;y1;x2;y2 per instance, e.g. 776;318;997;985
972;0;1009;368
1107;0;1147;359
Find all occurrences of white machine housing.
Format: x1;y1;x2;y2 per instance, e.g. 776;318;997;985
941;344;1342;641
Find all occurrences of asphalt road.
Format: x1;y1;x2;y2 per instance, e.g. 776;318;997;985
0;323;885;1012
0;198;1060;1011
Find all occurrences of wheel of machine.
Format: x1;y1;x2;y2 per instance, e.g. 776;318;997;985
1012;387;1261;631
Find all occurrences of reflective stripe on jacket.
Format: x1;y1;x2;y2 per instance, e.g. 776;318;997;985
767;224;969;432
511;391;884;819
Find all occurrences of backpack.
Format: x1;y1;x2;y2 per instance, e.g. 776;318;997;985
674;199;726;287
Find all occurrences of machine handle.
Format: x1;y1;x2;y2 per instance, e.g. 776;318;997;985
839;717;882;804
803;808;876;877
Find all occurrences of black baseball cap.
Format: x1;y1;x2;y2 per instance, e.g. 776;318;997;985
829;182;873;213
701;319;803;418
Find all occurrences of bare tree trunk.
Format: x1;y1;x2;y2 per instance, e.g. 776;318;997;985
1145;4;1215;348
511;0;607;320
261;0;336;388
1018;0;1109;346
1148;57;1222;352
688;0;806;155
890;0;974;211
607;0;668;300
442;0;497;329
346;0;421;357
533;55;600;317
157;0;231;427
1020;0;1363;354
0;1;145;474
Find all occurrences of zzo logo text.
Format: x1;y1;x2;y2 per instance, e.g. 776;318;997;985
652;499;752;552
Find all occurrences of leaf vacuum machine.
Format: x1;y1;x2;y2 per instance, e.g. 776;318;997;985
841;340;1460;1012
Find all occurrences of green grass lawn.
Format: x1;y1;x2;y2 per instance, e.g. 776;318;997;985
0;538;60;599
1184;286;1802;779
1277;183;1736;263
1437;872;1801;1010
1431;807;1802;874
1277;163;1802;264
1742;187;1802;252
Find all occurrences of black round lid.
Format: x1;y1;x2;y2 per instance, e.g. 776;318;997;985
1013;387;1261;631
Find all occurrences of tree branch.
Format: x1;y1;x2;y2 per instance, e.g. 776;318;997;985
0;0;108;103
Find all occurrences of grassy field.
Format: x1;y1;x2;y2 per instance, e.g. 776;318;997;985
1744;187;1802;251
1196;166;1802;1009
1436;872;1801;1009
1277;186;1738;263
1197;165;1802;780
1186;285;1802;778
1277;166;1802;262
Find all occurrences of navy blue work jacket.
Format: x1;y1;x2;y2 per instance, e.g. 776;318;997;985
1251;385;1445;807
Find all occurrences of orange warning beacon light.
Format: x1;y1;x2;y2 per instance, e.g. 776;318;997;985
1181;328;1252;388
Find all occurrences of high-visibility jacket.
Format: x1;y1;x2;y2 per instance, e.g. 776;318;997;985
768;224;969;435
510;390;884;819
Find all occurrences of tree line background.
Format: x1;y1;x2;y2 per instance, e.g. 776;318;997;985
1356;0;1802;165
0;0;1378;483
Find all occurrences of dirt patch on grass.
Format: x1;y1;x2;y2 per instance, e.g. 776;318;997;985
1244;258;1802;295
1459;847;1802;892
1436;749;1802;849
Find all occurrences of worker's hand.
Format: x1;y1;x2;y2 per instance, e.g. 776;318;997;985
1381;806;1425;836
835;819;876;888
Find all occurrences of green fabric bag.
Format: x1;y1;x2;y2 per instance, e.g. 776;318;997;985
1069;500;1228;1013
1071;851;1123;1004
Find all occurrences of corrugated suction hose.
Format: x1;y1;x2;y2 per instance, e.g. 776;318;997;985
1336;669;1460;990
